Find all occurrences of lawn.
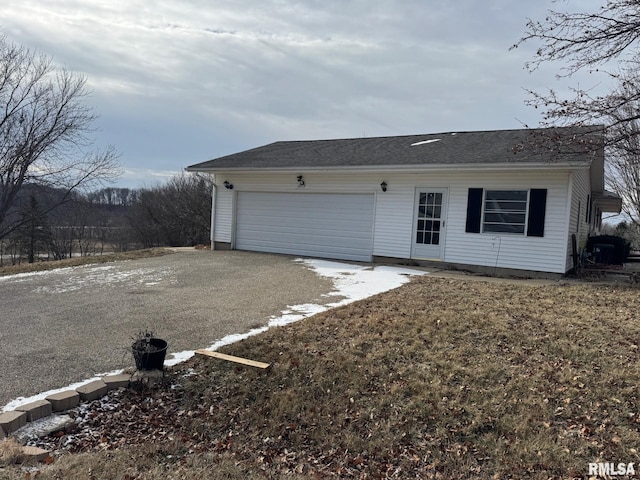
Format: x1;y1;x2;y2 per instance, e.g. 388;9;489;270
2;274;640;479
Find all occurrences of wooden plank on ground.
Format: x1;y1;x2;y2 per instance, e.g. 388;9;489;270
195;349;271;370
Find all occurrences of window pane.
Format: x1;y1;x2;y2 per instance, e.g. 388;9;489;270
433;221;440;232
424;231;432;244
486;201;526;212
432;233;440;244
425;206;434;218
484;213;526;224
418;220;424;231
434;206;441;218
485;201;526;212
416;232;424;243
482;190;527;235
425;220;433;232
485;190;527;201
419;193;426;205
418;206;426;218
435;193;443;204
484;223;526;234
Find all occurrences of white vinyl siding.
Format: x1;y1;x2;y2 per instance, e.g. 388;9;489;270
565;169;591;271
235;192;374;262
214;188;234;243
444;175;569;273
212;169;574;273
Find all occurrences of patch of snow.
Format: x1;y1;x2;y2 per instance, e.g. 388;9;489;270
0;263;173;293
164;350;197;366
32;266;174;294
14;414;73;442
411;139;441;146
297;259;426;306
0;267;74;282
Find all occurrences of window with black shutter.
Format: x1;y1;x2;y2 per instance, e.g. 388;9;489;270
465;188;547;237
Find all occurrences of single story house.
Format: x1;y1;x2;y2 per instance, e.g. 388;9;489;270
187;127;622;276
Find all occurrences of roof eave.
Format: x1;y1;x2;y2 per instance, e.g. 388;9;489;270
593;191;623;214
186;161;592;174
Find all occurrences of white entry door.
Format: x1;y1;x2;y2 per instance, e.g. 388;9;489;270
411;188;447;260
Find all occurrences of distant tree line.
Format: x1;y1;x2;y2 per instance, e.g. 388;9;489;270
0;173;213;266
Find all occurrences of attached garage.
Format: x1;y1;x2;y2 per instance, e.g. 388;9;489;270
188;127;623;275
235;192;374;262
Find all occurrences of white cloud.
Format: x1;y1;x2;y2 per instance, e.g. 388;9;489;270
0;0;593;186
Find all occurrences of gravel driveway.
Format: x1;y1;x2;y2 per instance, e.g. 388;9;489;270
0;250;336;407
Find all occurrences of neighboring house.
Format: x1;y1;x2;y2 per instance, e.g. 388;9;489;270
187;127;621;276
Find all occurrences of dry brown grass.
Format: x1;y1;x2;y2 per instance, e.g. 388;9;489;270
3;275;640;479
0;248;172;277
0;439;23;468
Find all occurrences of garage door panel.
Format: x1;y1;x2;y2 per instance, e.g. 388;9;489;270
237;231;373;249
237;240;372;258
237;218;373;232
236;192;374;262
238;239;372;255
237;228;373;242
239;209;372;221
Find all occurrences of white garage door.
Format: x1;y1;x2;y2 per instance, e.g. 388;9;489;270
236;192;374;262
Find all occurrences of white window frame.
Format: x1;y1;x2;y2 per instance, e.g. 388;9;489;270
481;189;529;235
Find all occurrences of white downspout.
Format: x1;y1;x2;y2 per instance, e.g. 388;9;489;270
563;172;575;272
210;174;216;250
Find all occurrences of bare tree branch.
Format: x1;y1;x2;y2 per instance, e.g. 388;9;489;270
515;1;640;224
0;34;121;239
513;1;640;75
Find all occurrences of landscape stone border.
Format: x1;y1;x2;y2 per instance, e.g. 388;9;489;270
0;373;134;460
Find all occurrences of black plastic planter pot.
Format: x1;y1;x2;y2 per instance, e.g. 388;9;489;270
132;338;168;371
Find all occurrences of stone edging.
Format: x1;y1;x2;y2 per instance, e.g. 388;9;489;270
0;373;132;441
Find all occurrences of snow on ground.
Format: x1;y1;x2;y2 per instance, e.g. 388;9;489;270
0;267;74;283
0;263;175;294
2;259;426;412
31;265;175;294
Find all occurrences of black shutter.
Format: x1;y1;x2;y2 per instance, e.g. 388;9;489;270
527;189;547;237
586;194;591;223
465;188;483;233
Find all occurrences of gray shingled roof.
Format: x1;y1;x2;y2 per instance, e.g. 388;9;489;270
187;127;603;171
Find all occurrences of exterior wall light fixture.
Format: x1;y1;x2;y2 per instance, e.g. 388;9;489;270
223;180;233;190
380;181;388;192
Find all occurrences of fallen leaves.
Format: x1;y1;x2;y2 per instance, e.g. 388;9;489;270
8;276;640;479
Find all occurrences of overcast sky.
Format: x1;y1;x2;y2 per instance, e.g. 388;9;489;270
0;0;604;188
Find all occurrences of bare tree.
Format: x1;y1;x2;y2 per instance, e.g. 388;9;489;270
0;34;120;239
513;1;640;222
603;91;640;225
512;1;640;131
127;173;213;248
